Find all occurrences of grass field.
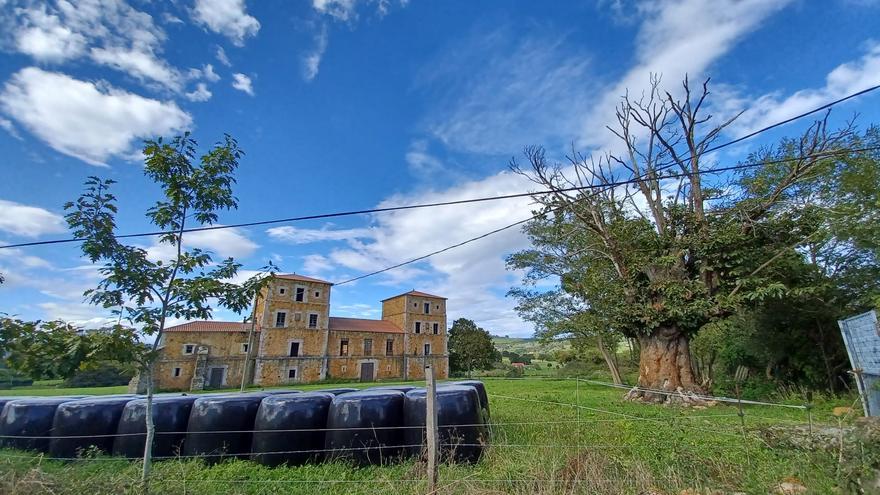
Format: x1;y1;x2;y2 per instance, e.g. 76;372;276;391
0;378;866;494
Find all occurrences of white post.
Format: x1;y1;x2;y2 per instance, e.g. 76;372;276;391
425;364;438;492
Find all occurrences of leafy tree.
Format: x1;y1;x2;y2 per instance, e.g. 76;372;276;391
0;319;88;379
64;133;264;485
508;76;857;402
509;288;623;384
691;128;880;392
448;318;501;378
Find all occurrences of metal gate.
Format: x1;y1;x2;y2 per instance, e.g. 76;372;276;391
839;310;880;416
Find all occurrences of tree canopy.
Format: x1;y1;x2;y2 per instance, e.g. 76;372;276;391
507;76;880;400
448;318;501;377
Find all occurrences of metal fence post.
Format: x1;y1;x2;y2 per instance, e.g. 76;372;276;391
425;364;439;492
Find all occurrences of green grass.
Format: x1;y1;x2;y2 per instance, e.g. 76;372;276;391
0;378;865;494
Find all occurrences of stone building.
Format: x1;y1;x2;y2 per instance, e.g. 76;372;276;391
153;274;448;391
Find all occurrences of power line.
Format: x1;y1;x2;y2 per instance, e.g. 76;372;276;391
1;83;876;253
333;145;879;285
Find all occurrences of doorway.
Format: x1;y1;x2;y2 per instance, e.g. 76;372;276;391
208;367;225;388
359;362;375;382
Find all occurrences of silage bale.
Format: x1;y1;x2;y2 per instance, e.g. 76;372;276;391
48;396;137;458
112;395;198;459
251;392;334;466
0;397;81;452
182;393;267;463
403;385;487;463
324;389;406;465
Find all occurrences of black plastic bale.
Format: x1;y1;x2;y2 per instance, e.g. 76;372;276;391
0;397;82;452
48;396;138;458
112;395;199;459
366;385;417;393
451;380;490;420
0;397;31;415
262;389;302;396
324;389;406;466
404;385;487;464
251;392;335;466
183;393;267;463
313;388;359;396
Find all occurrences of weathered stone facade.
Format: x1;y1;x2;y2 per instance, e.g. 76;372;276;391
153;274;449;391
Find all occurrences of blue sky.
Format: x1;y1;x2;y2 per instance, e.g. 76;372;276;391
0;0;879;337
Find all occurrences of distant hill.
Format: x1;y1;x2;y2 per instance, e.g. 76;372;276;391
491;335;570;356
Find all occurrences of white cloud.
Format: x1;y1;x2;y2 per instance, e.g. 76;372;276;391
231;72;254;95
145;227;259;262
302;24;328;81
579;0;792;151
267;224;374;244
419;28;593;156
302;254;334;274
313;0;359;22
192;0;261;46
0;67;191;166
334;302;380;318
13;5;87;62
185;82;212;102
201;63;221;82
37;301;116;329
215;45;232;66
328;170;536;333
0;244;53;269
0;117;22;140
89;45;182;90
405;139;445;174
6;0;188;92
718;41;880;137
0;199;66;237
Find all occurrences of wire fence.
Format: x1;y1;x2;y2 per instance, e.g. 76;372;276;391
0;378;858;494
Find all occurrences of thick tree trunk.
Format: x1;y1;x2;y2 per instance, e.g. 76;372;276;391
596;335;623;385
625;326;705;404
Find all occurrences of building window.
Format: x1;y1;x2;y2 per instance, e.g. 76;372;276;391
182;344;195;355
315;291;320;298
424;302;430;314
436;304;440;310
414;322;421;334
308;313;318;329
294;312;302;322
340;339;349;356
240;343;249;354
173;367;181;377
288;368;297;380
413;302;418;307
364;338;373;356
385;339;394;356
289;341;300;357
386;364;392;372
278;287;286;295
424;343;431;356
275;311;287;328
433;323;439;335
341;365;347;372
295;287;305;302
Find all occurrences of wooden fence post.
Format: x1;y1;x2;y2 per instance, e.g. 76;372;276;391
425;364;439;493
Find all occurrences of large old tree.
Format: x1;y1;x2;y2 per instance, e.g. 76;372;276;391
508;76;856;402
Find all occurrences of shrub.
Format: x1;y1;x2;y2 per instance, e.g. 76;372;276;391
64;361;134;388
0;368;34;389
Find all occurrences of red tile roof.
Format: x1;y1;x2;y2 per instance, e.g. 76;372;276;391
328;317;402;334
164;321;257;333
274;273;333;285
381;290;447;302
